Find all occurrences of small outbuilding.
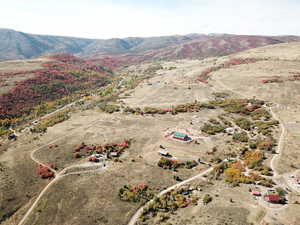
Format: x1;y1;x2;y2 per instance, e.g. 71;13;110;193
89;156;99;162
264;194;281;203
252;191;261;196
110;152;119;157
158;150;171;157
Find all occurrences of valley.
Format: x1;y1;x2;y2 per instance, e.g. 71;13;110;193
1;42;300;225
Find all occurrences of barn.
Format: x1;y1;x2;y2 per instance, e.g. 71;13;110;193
173;132;190;141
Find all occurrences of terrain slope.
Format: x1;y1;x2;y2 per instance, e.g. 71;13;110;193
0;42;300;225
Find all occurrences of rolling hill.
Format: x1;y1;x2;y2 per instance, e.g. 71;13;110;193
0;28;202;61
86;34;300;69
1;28;300;66
0;28;94;61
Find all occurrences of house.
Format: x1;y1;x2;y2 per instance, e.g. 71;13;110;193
173;132;190;141
264;194;281;203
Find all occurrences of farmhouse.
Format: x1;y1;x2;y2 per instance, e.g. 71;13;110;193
173;132;190;141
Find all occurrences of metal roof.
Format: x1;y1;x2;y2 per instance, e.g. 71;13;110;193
174;132;188;138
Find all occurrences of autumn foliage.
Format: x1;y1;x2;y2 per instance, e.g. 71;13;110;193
0;54;111;120
261;73;300;84
197;58;268;84
72;139;131;159
37;164;55;179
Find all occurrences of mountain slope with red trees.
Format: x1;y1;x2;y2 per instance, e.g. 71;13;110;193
88;34;300;69
0;54;111;120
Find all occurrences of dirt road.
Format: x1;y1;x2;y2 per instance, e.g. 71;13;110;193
211;77;297;225
17;117;106;225
127;167;213;225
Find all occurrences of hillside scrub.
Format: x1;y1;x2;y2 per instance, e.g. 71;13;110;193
257;139;276;151
157;158;198;170
203;194;213;205
197;58;269;83
224;166;273;186
212;92;230;98
140;188;199;223
201;123;225;135
0;54;111;128
119;184;155;203
71;139;131;160
30;111;70;133
243;151;264;169
98;103;120;113
255;120;279;135
105;98;266;118
232;132;249;142
251;108;271;120
158;157;183;170
234;117;252;130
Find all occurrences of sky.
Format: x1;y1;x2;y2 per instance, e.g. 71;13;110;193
0;0;300;39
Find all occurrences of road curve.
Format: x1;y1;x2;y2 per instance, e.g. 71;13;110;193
17;117;105;225
127;167;213;225
211;77;293;224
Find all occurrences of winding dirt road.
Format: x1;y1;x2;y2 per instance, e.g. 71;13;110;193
210;77;300;225
269;105;285;178
17;117;106;225
127;167;213;225
15;75;297;225
127;79;290;225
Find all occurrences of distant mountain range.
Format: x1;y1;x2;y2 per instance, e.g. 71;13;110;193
0;28;203;61
1;28;300;66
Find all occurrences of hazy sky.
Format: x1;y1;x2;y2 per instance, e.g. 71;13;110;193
1;0;300;39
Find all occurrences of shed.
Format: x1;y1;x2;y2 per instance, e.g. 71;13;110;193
110;152;119;157
158;150;171;157
252;191;261;196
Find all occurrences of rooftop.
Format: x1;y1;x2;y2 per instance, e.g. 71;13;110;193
174;132;188;138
